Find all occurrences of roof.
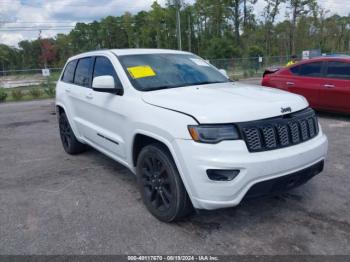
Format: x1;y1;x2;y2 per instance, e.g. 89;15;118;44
111;48;191;56
302;56;350;63
68;48;191;61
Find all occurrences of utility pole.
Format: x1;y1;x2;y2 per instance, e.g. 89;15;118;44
188;14;191;52
38;29;47;69
175;0;182;50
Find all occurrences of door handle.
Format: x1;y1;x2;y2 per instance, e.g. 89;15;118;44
324;84;335;88
65;88;71;93
85;93;93;99
286;82;295;86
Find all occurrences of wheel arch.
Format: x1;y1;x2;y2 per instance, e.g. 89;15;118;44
132;132;174;168
55;103;82;141
56;104;65;116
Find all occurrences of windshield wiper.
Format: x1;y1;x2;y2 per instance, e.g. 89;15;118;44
142;85;181;92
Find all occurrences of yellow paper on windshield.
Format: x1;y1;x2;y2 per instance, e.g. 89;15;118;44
127;65;156;79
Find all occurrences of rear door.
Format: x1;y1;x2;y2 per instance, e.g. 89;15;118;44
69;57;94;136
60;59;78;115
319;61;350;112
283;61;325;108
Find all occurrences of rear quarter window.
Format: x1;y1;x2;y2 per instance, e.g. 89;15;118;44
289;65;300;75
61;60;77;83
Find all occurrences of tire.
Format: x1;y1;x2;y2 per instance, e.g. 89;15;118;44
58;112;86;155
136;143;193;222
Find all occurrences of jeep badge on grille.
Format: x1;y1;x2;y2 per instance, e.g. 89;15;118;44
281;107;292;114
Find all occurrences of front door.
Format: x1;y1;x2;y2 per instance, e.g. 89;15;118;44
78;55;128;160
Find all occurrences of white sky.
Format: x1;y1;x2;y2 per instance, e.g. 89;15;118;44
0;0;348;47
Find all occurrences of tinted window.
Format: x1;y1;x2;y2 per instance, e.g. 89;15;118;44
93;57;122;87
326;61;350;80
290;65;300;75
74;57;93;87
299;62;323;77
62;60;77;83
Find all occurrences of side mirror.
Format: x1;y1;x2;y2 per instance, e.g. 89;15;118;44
219;69;229;78
92;75;123;95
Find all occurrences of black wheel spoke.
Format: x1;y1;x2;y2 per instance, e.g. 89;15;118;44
152;193;162;208
162;187;172;202
145;158;153;171
145;186;156;201
159;190;170;208
142;168;152;178
158;162;166;175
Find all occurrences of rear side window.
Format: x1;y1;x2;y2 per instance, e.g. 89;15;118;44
326;61;350;80
299;62;323;77
62;60;77;83
74;57;93;87
93;56;122;87
290;65;300;75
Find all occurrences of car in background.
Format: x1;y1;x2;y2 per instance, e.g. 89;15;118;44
262;57;350;114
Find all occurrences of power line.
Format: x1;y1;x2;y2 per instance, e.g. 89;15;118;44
0;21;78;24
0;28;74;31
0;26;75;29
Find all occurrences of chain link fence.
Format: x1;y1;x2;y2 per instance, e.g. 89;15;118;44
209;56;290;80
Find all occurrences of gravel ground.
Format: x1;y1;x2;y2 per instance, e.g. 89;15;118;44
0;99;349;255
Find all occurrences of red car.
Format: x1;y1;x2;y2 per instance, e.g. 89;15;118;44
262;57;350;114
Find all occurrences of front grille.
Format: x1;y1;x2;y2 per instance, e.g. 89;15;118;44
237;108;319;153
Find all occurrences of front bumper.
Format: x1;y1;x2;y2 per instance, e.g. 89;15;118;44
172;131;328;210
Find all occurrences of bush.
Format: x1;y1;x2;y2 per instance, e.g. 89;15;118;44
29;87;42;98
11;89;24;100
44;86;55;97
0;88;7;102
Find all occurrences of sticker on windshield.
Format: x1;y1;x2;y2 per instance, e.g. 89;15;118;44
127;65;156;79
190;58;210;67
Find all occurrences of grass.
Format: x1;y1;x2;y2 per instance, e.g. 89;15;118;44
0;84;56;102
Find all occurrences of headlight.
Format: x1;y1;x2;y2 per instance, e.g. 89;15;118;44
188;125;240;143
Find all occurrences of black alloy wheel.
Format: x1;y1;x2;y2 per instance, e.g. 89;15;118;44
141;153;173;211
136;144;192;222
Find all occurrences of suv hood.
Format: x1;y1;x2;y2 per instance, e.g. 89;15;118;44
142;82;308;123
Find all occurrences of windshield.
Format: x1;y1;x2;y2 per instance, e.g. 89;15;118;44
118;53;230;91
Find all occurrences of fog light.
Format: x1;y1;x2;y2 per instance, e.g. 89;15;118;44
206;169;240;181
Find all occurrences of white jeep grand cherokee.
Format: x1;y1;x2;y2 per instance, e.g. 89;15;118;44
56;49;328;222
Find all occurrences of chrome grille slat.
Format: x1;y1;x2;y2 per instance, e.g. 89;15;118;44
238;108;319;153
